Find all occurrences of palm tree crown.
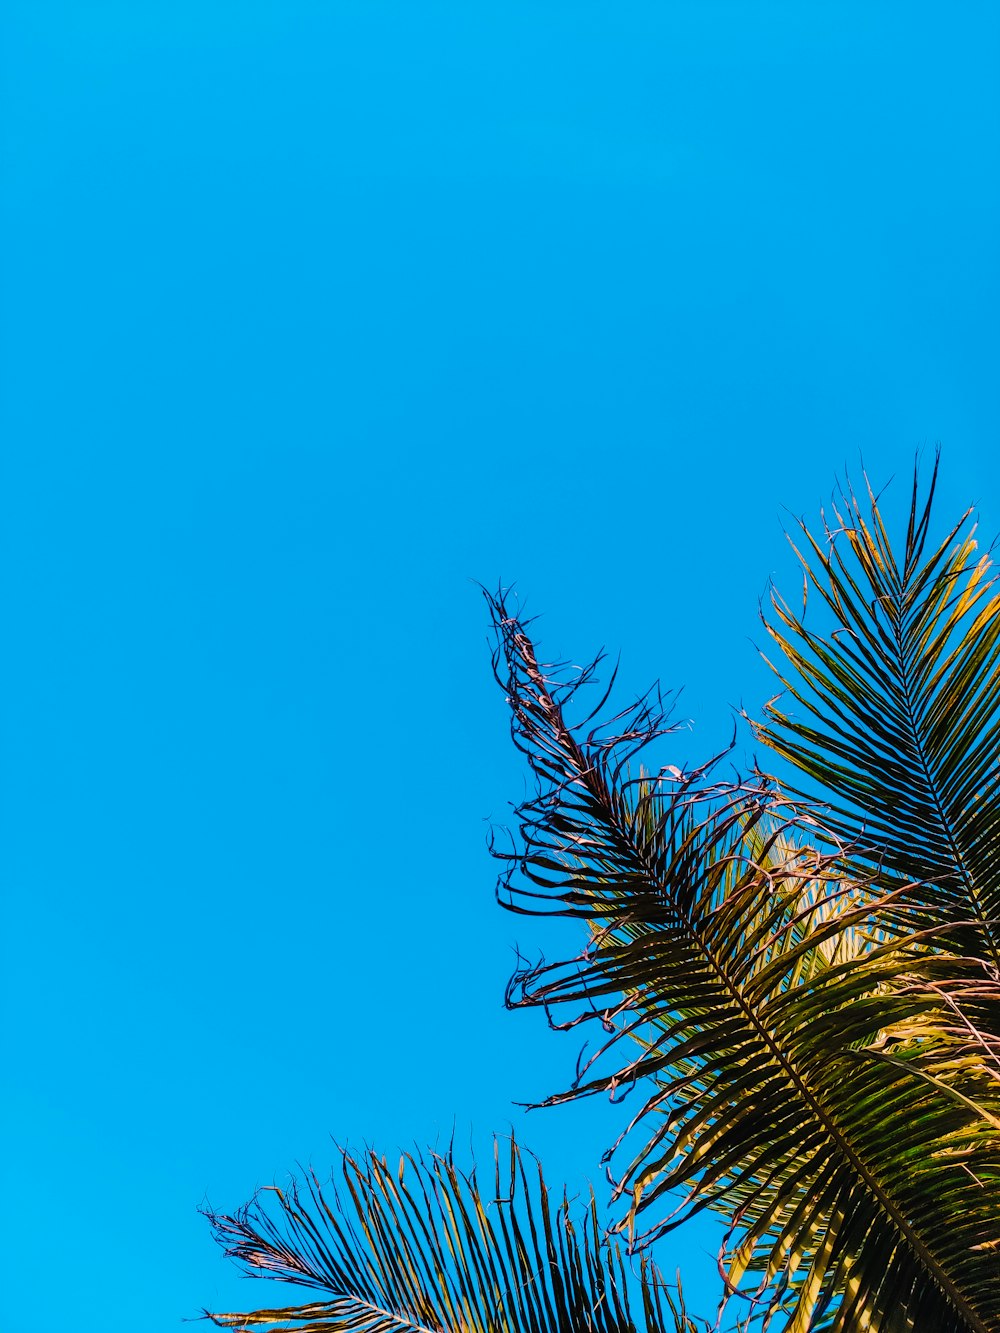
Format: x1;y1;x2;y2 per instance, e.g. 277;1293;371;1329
205;459;1000;1333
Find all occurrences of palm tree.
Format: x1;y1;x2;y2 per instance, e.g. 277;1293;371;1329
205;457;1000;1332
204;1137;696;1333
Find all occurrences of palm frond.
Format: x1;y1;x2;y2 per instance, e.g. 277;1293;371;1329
754;453;1000;967
489;592;1000;1332
203;1136;697;1333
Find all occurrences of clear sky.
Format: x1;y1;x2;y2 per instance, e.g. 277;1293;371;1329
2;4;998;1329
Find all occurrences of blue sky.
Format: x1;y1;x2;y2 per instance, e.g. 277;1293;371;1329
2;4;998;1329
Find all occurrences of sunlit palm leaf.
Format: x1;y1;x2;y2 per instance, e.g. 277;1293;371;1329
755;454;1000;968
489;593;1000;1332
204;1136;696;1333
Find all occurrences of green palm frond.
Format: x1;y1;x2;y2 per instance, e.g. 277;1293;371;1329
754;454;1000;968
488;593;1000;1332
203;1136;697;1333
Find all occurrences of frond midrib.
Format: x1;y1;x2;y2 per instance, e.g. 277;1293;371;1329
599;796;991;1333
884;577;1000;974
525;664;991;1333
